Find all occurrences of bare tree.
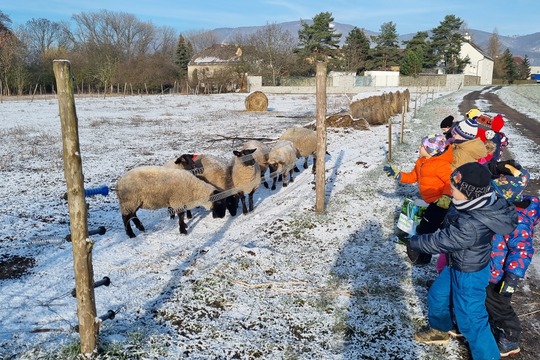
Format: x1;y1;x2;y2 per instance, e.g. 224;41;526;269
487;29;504;79
184;30;219;53
246;23;296;85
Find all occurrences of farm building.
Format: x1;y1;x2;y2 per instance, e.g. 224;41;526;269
460;37;494;85
187;44;255;93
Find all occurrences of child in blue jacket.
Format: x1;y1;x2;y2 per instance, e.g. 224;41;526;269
409;162;517;360
487;195;539;357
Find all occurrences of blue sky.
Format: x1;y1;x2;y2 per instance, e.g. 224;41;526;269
2;0;538;36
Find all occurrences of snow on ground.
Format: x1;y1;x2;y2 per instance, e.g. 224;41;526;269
0;86;539;359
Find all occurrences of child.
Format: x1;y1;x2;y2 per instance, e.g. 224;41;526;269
486;114;509;163
450;118;488;170
383;133;453;264
409;162;517;360
487;195;539;357
440;115;455;140
485;164;538;357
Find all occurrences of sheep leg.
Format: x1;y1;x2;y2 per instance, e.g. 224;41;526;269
311;155;317;174
248;189;255;212
271;177;278;191
186;209;192;219
168;207;175;219
122;213;139;238
303;157;308;169
289;169;294;183
178;211;188;234
239;192;249;215
282;172;288;187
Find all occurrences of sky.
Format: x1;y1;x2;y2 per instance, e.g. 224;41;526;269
2;0;539;37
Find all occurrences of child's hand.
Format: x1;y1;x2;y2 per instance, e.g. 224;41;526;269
435;195;452;209
383;165;401;180
497;273;520;297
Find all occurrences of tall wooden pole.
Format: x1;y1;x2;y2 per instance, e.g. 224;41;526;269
53;60;98;356
315;61;327;213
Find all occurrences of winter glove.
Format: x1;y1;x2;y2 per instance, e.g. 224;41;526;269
497;273;520;297
383;165;401;180
435;195;452;209
488;160;522;178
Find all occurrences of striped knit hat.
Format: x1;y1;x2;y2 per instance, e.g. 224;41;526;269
452;119;478;140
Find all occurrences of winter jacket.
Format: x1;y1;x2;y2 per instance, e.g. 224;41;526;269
398;147;453;203
490;196;540;283
410;194;518;272
451;138;488;170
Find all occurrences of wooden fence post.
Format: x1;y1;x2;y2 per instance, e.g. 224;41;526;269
53;60;98;357
315;61;327;213
400;104;405;144
387;116;392;161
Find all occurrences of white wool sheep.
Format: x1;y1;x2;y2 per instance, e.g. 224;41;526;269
241;139;270;187
279;127;318;173
170;154;238;216
267;140;297;191
116;166;227;237
230;148;261;214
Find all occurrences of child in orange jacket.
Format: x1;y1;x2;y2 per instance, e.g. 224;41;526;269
384;133;453;264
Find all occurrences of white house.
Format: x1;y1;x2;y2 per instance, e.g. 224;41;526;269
460;39;494;85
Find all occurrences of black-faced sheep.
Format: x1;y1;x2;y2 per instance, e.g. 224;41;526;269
172;154;238;216
116;166;227;237
267;140;297;191
241;139;270;187
230;148;261;214
279;127;318;173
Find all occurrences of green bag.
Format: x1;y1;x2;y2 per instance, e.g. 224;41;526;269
397;198;427;235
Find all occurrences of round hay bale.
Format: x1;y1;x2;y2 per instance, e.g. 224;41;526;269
245;91;268;111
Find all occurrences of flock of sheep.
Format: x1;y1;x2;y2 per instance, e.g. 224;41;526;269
116;127;319;238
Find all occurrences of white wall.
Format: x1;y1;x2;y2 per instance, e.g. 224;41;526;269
461;42;493;85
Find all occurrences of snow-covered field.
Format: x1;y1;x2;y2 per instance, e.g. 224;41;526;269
0;85;539;359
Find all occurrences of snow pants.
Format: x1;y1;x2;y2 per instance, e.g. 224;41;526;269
428;265;500;360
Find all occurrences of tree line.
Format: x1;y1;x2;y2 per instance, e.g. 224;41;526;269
0;10;530;96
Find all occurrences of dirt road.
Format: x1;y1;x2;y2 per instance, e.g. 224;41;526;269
459;87;540;360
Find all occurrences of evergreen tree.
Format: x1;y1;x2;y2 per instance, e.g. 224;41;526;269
501;48;518;84
368;21;400;70
430;15;468;74
402;31;437;69
517;54;531;80
341;27;370;74
400;50;423;76
174;34;193;79
296;11;341;64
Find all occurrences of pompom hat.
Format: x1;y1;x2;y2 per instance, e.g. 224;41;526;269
452;118;478;140
492;114;505;132
422;134;447;156
451;162;492;200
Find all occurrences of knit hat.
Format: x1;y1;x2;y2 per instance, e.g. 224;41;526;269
492;114;505;132
440;115;454;129
466;108;482;119
421;134;447;156
451;162;492;200
452;119;478;140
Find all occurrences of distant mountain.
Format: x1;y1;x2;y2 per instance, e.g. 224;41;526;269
209;21;540;66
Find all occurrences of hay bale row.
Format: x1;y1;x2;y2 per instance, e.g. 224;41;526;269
349;89;410;125
325;113;370;130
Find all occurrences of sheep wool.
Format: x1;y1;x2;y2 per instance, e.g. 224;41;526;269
116;166;226;237
231;148;261;214
267;140;297;190
279;127;318;172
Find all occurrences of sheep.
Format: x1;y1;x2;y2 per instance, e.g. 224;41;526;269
241;139;270;188
267;140;298;191
279;127;318;173
116;166;227;237
230;148;261;214
171;153;238;216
